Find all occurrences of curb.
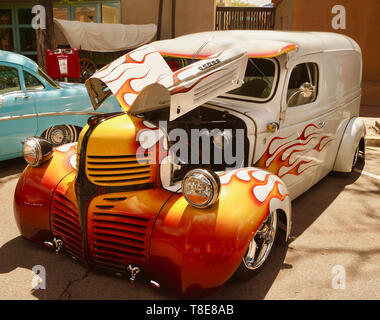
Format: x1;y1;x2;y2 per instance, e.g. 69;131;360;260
366;136;380;148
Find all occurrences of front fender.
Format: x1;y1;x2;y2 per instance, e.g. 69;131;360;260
148;168;291;296
333;117;366;173
13;143;77;243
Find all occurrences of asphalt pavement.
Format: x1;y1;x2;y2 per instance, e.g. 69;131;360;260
0;147;379;300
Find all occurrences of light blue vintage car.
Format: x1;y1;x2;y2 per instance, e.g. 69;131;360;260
0;50;121;161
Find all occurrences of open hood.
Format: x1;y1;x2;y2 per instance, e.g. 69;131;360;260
86;44;248;121
85;45;173;112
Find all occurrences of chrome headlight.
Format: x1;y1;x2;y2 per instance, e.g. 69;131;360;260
22;137;54;167
182;169;221;209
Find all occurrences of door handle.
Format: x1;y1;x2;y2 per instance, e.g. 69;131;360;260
15;95;30;102
267;122;279;133
318;121;326;128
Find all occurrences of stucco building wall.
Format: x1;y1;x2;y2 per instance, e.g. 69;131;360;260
175;0;216;37
274;0;293;31
121;0;216;40
273;0;380;106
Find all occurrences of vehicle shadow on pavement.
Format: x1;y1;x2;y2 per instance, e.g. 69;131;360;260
289;161;365;240
0;236;176;300
208;161;366;299
0;161;366;300
0;158;26;184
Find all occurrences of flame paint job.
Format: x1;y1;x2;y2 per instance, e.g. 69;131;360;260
84;114;160;187
90;45;173;112
13;118;290;296
86;189;173;270
256;123;334;178
50;172;85;261
14;144;77;243
13;29;364;296
149;167;289;295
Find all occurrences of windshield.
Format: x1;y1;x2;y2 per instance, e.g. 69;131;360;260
163;56;277;102
37;68;60;89
225;58;277;101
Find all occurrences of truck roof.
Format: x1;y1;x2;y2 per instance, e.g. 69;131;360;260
152;30;361;59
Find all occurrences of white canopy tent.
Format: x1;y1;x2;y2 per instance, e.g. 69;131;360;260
54;18;157;52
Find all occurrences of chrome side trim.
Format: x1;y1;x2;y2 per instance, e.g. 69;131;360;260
0;111;103;122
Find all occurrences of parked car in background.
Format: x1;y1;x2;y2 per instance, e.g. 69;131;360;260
14;31;365;297
0;50;121;161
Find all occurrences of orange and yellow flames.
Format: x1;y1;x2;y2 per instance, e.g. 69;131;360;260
256;124;334;179
95;46;172;111
219;168;289;216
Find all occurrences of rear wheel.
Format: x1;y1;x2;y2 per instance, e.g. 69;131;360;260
351;140;365;172
334;139;365;177
352;146;359;168
235;210;278;279
43;125;78;147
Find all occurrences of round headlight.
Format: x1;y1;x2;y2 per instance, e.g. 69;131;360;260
22;137;54;167
182;169;221;209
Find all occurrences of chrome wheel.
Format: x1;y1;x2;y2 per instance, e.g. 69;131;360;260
44;125;77;147
352;146;359;168
243;211;277;271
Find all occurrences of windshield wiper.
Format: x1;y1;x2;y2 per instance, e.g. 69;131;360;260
249;59;273;86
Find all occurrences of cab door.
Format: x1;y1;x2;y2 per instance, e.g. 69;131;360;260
276;55;332;199
0;64;38;159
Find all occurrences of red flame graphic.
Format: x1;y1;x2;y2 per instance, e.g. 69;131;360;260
220;169;289;219
96;48;164;111
256;124;334;179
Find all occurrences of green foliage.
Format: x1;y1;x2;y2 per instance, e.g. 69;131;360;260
231;1;256;6
0;66;20;94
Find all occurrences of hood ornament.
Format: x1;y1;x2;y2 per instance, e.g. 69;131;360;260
127;264;141;283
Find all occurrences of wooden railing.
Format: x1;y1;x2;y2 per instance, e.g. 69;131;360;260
215;6;276;31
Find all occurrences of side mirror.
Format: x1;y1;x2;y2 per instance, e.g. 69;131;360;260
287;82;315;107
299;82;314;98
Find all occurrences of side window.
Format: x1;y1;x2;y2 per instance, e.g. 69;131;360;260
0;65;21;94
287;63;318;107
23;71;44;90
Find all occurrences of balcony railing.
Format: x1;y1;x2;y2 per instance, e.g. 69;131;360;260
215;6;276;30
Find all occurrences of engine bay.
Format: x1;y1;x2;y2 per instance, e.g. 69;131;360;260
138;106;250;183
